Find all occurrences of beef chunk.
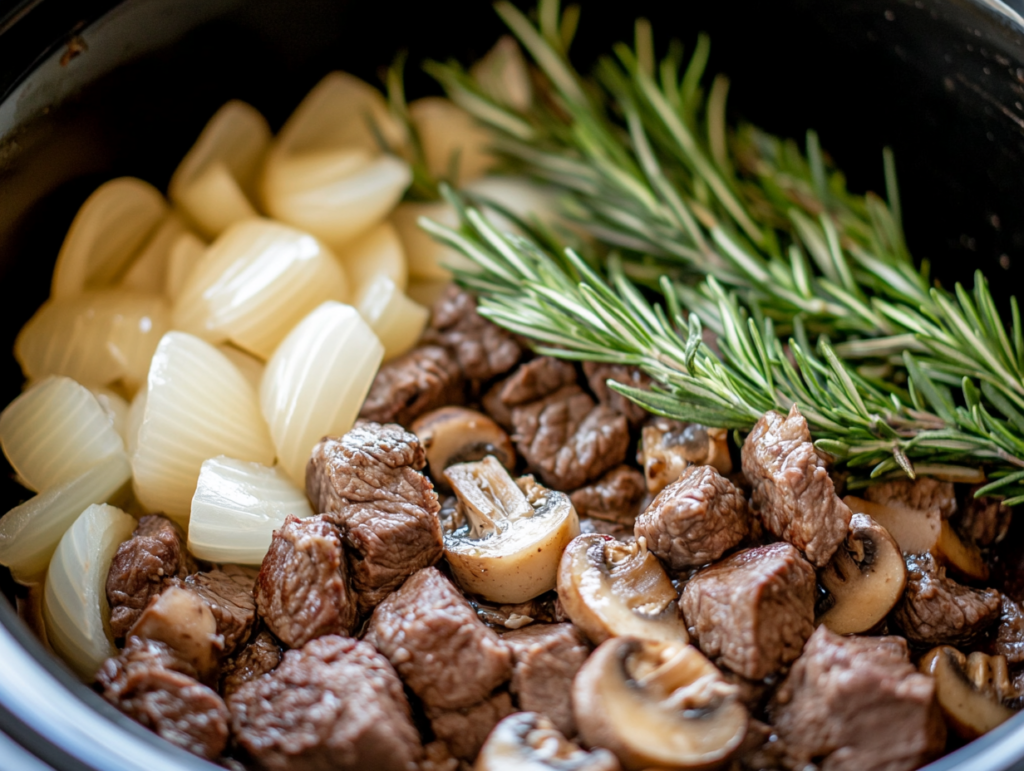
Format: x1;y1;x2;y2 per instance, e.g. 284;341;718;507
680;542;816;680
582;361;651;426
635;464;749;571
891;552;1001;646
570;465;646;525
579;516;635;542
106;514;193;640
502;623;589;736
97;636;229;761
230;635;422;771
184;565;257;656
306;423;443;613
732;719;790;771
956;489;1011;546
128;585;222;682
499;356;579;406
427;691;514;761
422;284;523;381
222;631;282;699
995;595;1024;664
365;567;512;710
741;406;851;566
865;476;956;519
359;345;464;427
254;515;356;648
770;626;946;771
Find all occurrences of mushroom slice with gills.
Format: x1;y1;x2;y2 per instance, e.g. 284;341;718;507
412;407;515;491
557;533;688;646
442;456;579;603
640;419;731;496
817;513;907;635
921;646;1017;739
573;637;748;771
476;712;621;771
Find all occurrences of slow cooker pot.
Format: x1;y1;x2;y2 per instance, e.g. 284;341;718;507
3;0;1024;768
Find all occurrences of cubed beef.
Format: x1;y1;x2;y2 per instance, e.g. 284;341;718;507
582;360;651;426
635;464;749;571
128;585;222;682
732;719;790;771
422;284;523;381
956;489;1011;546
427;691;514;761
254;515;356;648
359;345;464;427
570;465;647;526
222;631;282;699
579;516;635;542
482;378;515;430
865;476;956;519
184;565;257;656
741;406;851;566
230;635;422;771
502;622;589;736
995;596;1024;664
106;514;193;640
891;552;1001;646
770;626;946;771
306;423;443;614
499;357;579;406
680;542;816;679
97;636;229;761
365;567;512;710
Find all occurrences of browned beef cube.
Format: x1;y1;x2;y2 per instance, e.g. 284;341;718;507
891;552;1001;646
498;356;578;406
635;464;749;571
995;596;1024;664
359;345;465;427
426;691;514;761
254;515;356;648
97;636;229;761
956;489;1011;546
306;422;443;614
770;626;946;771
582;360;651;426
365;567;512;710
865;476;956;518
221;631;282;699
680;542;816;680
230;635;422;771
127;585;223;683
106;514;193;639
502;623;589;736
741;406;851;566
184;564;257;656
570;465;647;526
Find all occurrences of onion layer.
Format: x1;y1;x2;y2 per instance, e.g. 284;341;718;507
165;232;207;302
89;388;130;445
334;221;408;297
391;201;475;281
119;212;191;295
409;97;494;186
356;275;428;361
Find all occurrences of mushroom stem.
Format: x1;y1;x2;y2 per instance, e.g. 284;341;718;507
446;456;533;538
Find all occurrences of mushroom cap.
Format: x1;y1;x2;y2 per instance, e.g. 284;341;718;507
476;712;621;771
573;637;748;771
921;646;1015;739
412;406;515;491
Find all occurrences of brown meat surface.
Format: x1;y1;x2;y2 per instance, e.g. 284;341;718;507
254;515;356;648
635;464;749;571
956;489;1011;546
891;552;1001;646
770;626;946;771
995;595;1024;664
582;361;651;426
222;631;282;699
184;565;257;656
570;465;646;526
230;635;421;771
128;585;222;683
502;622;589;736
365;567;512;710
359;345;464;427
498;356;578;406
97;636;229;761
427;691;514;761
865;476;956;519
741;406;851;566
680;542;816;680
306;423;443;614
106;514;193;640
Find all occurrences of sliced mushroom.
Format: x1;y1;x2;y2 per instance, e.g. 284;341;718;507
127;585;221;682
640;419;731;495
817;513;907;635
573;637;748;771
844;495;988;581
412;406;515;491
476;712;621;771
557;533;688;646
920;646;1016;739
443;456;579;603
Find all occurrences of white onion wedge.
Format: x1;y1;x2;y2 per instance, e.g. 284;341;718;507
172;219;348;359
15;290;171;393
356;275;428;361
391;200;475;281
0;453;132;584
260;302;383;484
132;332;275;523
0;377;125;492
51;177;168;299
169;100;271;239
334;221;407;297
470;35;532;111
410;97;494;186
406;278;452;308
44;503;136;680
89;388;130;445
464;175;561;233
188;456;314;564
125;389;147;458
119;211;190;294
217;344;265;390
165;232;207;302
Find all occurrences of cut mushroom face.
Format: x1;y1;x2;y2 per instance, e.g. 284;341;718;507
640;419;732;495
412;406;515;491
817;513;907;635
573;637;748;771
442;456;579;603
557;533;688;646
128;585;221;682
476;712;621;771
921;646;1016;739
